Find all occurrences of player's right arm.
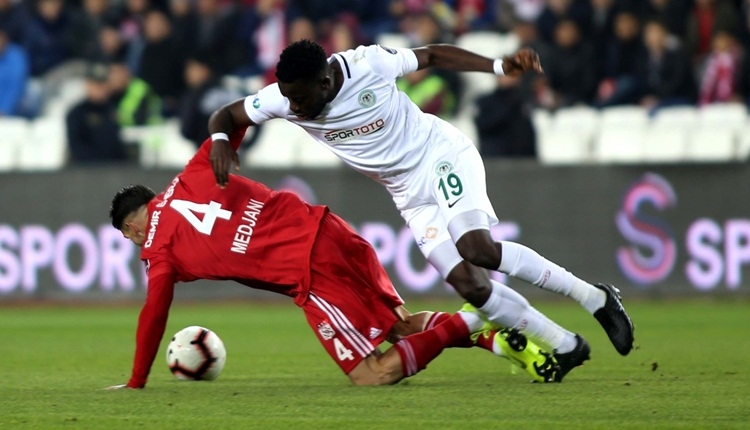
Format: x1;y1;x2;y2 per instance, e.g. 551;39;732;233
207;99;255;188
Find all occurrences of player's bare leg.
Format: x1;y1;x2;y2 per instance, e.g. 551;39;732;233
347;313;471;386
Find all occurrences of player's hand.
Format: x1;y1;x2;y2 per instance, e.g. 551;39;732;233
502;48;543;76
209;139;240;188
101;384;138;391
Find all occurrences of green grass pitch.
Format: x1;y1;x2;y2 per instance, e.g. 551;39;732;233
2;297;748;429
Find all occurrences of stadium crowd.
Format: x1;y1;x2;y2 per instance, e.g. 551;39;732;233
1;0;750;162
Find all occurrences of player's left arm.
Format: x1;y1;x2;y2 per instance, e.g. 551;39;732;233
103;269;176;391
411;44;543;76
126;272;175;389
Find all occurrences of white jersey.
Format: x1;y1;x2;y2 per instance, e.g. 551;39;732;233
244;44;470;190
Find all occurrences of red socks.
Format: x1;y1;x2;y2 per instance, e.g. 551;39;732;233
394;313;470;377
425;311;495;352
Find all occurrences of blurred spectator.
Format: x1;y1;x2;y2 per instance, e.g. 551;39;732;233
22;0;74;77
66;62;130;164
685;0;740;64
497;0;545;32
320;12;363;54
192;0;251;75
177;52;243;147
535;0;590;44
637;0;688;38
240;0;292;79
168;0;199;53
286;0;362;25
397;68;456;118
588;0;617;73
108;60;162;126
69;0;118;61
358;0;398;42
402;11;463;106
288;16;317;42
636;19;695;113
0;27;29;116
95;24;127;63
534;19;596;109
473;74;536;157
0;0;28;43
595;9;643;107
445;0;498;34
116;0;150;72
697;29;745;106
136;8;186;115
511;18;551;109
118;0;149;45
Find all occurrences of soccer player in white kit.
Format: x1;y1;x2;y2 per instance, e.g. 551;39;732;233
207;40;635;379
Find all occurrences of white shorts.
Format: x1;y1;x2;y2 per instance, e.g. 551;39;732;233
394;122;498;259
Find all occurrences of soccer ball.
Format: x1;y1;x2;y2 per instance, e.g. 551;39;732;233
166;326;227;381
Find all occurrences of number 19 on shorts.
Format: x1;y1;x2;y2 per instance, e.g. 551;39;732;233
438;173;464;205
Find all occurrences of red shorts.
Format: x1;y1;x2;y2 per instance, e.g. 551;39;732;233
302;212;404;374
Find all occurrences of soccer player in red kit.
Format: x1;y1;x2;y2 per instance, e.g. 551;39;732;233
104;131;562;390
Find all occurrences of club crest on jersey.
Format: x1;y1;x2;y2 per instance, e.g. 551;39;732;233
435;161;453;176
378;45;397;55
252;96;261;109
358;89;376;108
425;227;438;239
317;322;335;340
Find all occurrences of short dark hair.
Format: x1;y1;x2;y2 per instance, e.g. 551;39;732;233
275;39;328;84
110;185;156;229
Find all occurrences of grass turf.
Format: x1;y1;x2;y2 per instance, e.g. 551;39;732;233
2;297;748;429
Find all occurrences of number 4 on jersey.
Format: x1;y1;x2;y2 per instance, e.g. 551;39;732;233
170;199;231;235
333;338;354;361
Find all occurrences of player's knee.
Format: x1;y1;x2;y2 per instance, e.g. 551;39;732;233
446;262;492;306
455;233;501;269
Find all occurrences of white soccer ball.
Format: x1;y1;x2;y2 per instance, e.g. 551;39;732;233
166;326;227;381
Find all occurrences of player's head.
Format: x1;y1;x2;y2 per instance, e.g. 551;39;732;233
275;39;332;120
110;184;156;246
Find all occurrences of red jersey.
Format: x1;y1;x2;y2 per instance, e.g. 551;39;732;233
127;132;327;388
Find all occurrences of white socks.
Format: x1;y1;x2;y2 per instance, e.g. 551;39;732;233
479;280;577;353
498;241;606;314
457;309;484;332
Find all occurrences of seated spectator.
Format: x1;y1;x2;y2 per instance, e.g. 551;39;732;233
66;62;131;164
136;8;186;116
192;0;250;75
533;18;596;109
497;0;546;32
0;0;28;43
320;12;362;54
535;0;591;44
596;10;644;107
685;0;740;64
473;74;536;158
22;0;74;77
698;29;746;106
636;19;696;113
108;60;162;126
637;0;688;38
397;68;457;119
446;0;498;34
69;0;119;61
177;52;244;147
0;27;29;117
